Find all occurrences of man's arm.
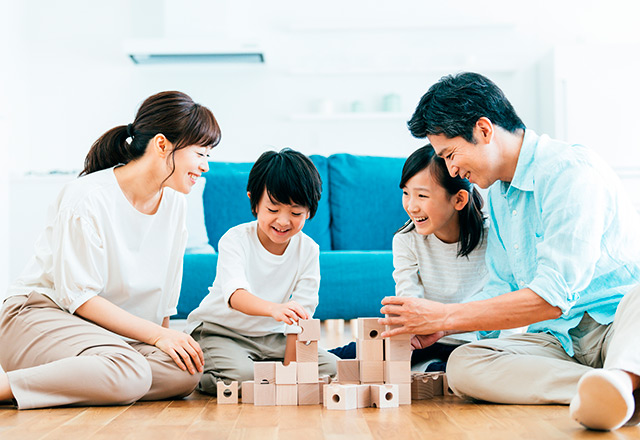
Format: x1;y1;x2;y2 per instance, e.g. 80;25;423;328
379;288;561;338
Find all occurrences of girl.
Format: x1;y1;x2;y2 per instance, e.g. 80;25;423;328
329;144;487;372
0;91;221;409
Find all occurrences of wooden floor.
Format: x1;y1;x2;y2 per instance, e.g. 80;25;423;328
2;392;639;440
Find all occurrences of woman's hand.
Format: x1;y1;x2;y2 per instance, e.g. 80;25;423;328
152;328;204;375
268;301;309;325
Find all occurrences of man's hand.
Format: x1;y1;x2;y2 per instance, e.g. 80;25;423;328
379;296;450;338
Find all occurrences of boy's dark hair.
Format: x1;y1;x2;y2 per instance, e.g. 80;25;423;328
397;144;485;258
408;72;526;143
247;148;322;219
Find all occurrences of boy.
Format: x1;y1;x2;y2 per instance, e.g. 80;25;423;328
185;148;338;394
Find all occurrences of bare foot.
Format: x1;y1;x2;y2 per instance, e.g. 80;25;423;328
0;372;14;402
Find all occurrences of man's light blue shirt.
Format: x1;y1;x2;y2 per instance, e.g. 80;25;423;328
478;130;640;356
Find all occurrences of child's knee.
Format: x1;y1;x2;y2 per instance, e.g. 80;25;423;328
318;350;339;377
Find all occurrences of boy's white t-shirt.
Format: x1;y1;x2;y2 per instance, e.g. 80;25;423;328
7;167;188;325
185;221;320;337
392;227;489;343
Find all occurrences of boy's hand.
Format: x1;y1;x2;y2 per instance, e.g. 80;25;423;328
269;301;309;325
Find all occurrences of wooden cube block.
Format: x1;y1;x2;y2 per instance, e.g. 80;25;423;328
298;318;321;342
275;361;297;384
326;384;358;410
336;359;360;384
241;381;254;404
254;383;276;406
359;361;384;383
384;338;412;361
356;384;371;408
323;383;329;407
357;339;383;361
357;318;386;340
384;361;411;384
397;383;411;405
410;372;443;399
298;383;320;405
296;340;319;363
254;361;276;384
276;384;298;406
319;376;331;406
370;384;399;408
297;362;319;384
217;381;238;404
443;373;455;396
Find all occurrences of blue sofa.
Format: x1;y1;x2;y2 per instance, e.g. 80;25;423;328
176;154;408;321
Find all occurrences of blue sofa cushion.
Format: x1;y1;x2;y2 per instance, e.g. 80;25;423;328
328;154;408;250
202;155;331;250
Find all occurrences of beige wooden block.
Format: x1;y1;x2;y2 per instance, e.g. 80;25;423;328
298;383;320;405
357;339;383;361
410;372;443;399
323;383;329;407
356;384;371;408
370;384;399;408
384;338;412;361
319;375;331;406
254;383;276;406
336;359;360;384
397;383;411;405
357;317;385;340
326;384;358;410
276;384;298;405
275;361;297;384
241;380;254;404
359;360;384;383
217;381;238;404
296;340;319;363
384;361;411;384
443;373;455;396
254;361;276;384
297;361;319;384
298;318;321;341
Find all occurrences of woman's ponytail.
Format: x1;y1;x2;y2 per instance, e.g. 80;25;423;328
80;125;145;176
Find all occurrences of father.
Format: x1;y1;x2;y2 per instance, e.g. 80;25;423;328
380;72;640;431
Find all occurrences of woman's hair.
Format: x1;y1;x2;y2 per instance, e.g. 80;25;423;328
397;144;485;258
408;72;525;143
247;148;322;219
80;91;221;177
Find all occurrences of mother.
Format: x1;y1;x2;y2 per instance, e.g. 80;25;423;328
0;91;220;409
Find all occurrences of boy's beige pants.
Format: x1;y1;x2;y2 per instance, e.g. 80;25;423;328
446;285;640;405
0;293;201;409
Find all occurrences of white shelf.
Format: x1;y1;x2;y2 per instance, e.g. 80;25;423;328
289;112;408;121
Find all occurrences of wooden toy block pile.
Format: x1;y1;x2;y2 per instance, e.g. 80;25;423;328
410;371;454;399
324;317;412;410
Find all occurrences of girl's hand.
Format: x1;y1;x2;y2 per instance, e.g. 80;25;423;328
411;332;446;350
152;328;205;375
269;301;309;325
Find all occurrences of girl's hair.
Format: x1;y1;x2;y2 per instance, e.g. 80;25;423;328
397;144;485;258
80;91;221;178
247;148;322;219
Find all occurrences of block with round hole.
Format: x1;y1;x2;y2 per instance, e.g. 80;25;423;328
216;380;238;404
357;317;385;340
370;384;399;408
326;384;358;410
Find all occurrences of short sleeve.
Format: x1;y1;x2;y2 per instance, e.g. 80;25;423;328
392;232;424;298
216;232;252;307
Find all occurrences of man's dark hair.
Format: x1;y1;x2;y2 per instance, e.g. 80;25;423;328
247;148;322;219
408;72;526;143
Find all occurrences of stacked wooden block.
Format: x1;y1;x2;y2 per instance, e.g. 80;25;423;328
324;317;412;410
410;371;455;399
239;318;328;406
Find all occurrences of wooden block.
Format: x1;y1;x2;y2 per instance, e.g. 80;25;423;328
370;384;399;408
323;383;329;407
298;383;320;405
326;384;358;410
254;361;276;384
357;339;383;361
254;383;276;406
384;338;412;361
276;384;298;405
336;359;360;384
359;361;384;383
356;384;371;408
410;372;443;399
217;381;238;404
397;383;411;405
298;318;321;342
319;376;331;406
296;340;319;363
297;362;319;384
443;373;455;396
384;361;411;384
241;381;254;404
275;361;297;384
357;318;386;340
